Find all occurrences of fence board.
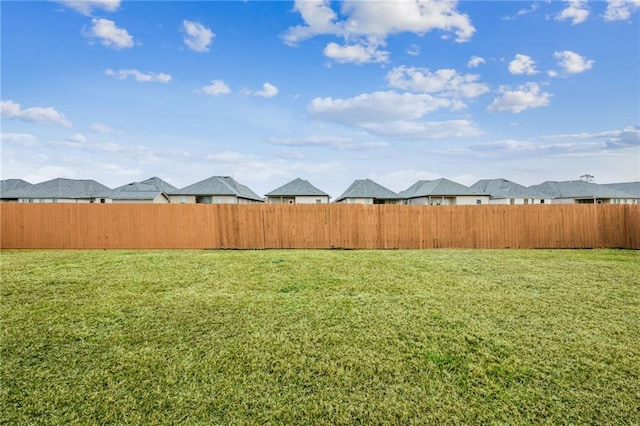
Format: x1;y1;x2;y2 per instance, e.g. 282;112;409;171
0;204;637;250
626;204;640;249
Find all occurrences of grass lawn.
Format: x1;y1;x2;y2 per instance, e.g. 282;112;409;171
1;249;639;424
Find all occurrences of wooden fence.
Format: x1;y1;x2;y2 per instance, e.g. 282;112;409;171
1;204;638;250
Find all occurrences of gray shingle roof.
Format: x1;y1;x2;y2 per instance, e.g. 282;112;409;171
601;182;640;197
140;177;177;192
265;178;329;197
170;176;263;202
113;177;176;200
32;178;113;199
400;178;477;198
0;179;42;199
471;178;548;199
112;182;163;201
530;180;634;199
335;179;400;202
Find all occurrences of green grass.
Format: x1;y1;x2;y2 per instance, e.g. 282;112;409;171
1;249;639;424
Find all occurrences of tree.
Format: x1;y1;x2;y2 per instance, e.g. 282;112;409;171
580;174;594;183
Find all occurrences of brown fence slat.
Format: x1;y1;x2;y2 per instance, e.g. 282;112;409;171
0;204;638;250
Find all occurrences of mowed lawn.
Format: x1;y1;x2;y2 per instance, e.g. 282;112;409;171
1;249;639;424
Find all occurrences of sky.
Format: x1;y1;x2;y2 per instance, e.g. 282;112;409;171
1;0;639;198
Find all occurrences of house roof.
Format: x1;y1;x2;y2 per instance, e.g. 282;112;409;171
265;178;329;197
335;179;400;202
170;176;263;201
601;182;640;198
32;178;113;199
112;177;176;200
530;180;634;199
471;178;547;199
140;177;177;192
0;179;41;199
400;178;478;198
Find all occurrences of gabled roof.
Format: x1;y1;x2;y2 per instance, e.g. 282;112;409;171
32;178;113;199
113;177;176;200
335;179;400;202
471;178;547;199
265;178;329;197
601;182;640;198
0;179;41;199
530;180;634;199
400;178;477;198
170;176;263;202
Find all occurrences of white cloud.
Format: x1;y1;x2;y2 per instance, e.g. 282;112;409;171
273;149;305;160
283;0;475;64
467;126;639;158
470;139;538;153
543;126;640;148
553;50;594;74
309;91;461;126
105;69;172;83
101;143;123;152
0;100;72;127
183;20;214;53
206;151;253;162
98;163;141;175
200;80;231;96
25;166;77;183
1;133;39;147
323;42;389;64
91;122;116;134
204;150;345;183
361;119;483;139
268;135;387;150
253;83;279;98
407;44;420;56
503;2;540;20
342;0;476;42
67;133;87;144
387;66;489;99
604;0;640;21
283;0;340;45
56;0;120;16
269;135;352;147
308;91;481;140
508;54;538;75
51;136;123;152
487;83;551;113
556;0;590;25
467;55;485;68
86;18;133;49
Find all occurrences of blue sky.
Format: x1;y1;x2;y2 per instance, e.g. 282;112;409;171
1;0;639;197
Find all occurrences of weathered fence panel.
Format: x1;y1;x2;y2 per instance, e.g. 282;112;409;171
0;204;637;249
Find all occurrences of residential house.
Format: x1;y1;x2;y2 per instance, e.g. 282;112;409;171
169;176;264;204
470;178;551;205
601;182;640;204
401;178;490;205
0;179;41;202
529;180;637;204
265;178;330;204
112;177;177;204
19;178;114;203
335;179;401;204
